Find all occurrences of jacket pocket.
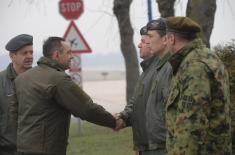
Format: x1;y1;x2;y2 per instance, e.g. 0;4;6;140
3;93;14;131
150;79;158;94
166;87;180;109
137;83;144;96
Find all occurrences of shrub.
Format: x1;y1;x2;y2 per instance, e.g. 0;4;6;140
214;39;235;94
214;39;235;151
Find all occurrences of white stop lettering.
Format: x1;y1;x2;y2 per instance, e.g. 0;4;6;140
61;2;81;13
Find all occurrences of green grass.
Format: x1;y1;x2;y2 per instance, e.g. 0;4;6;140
67;121;133;155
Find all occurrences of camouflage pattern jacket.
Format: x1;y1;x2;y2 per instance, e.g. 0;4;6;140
10;57;116;155
0;63;17;151
166;38;232;155
121;56;172;151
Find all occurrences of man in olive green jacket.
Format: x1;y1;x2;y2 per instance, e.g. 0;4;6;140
10;37;118;155
0;34;33;155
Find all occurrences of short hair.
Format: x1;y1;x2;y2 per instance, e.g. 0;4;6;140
43;37;65;58
157;31;166;38
173;32;197;41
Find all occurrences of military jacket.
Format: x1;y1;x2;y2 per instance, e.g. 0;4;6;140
227;54;235;153
145;54;172;150
121;55;172;151
166;39;232;155
10;57;115;155
0;63;17;150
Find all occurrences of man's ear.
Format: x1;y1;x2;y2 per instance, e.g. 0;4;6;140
51;50;60;60
9;52;15;61
162;35;168;45
168;33;175;45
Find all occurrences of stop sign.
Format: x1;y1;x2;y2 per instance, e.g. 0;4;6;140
59;0;84;20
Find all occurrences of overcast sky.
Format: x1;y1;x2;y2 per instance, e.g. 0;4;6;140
0;0;235;57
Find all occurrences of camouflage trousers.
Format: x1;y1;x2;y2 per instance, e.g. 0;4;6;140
139;149;166;155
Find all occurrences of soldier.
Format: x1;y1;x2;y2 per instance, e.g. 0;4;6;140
0;34;33;155
165;16;232;154
10;37;120;155
115;18;172;155
145;18;172;155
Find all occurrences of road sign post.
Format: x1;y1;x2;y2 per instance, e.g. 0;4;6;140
59;0;92;135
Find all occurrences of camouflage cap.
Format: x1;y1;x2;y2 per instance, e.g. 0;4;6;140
166;16;201;35
147;18;166;31
5;34;33;52
140;26;148;35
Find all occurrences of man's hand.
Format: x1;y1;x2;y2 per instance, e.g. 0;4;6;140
113;113;121;120
113;113;126;131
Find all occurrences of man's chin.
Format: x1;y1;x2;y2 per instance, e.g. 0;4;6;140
24;64;33;69
61;64;70;71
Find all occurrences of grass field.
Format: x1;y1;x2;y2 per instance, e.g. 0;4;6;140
67;121;134;155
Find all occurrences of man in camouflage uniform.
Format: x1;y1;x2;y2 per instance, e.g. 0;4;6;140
165;16;232;155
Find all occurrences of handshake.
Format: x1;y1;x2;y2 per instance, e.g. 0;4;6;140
113;113;126;131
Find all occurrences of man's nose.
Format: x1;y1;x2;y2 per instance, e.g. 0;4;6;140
27;52;33;58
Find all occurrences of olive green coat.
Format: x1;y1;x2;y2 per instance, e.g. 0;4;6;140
10;57;115;155
0;64;17;153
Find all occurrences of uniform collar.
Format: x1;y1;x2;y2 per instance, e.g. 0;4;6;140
6;63;17;81
140;56;158;72
37;56;65;71
156;52;171;70
168;38;204;75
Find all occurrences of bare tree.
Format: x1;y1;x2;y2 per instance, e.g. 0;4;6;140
156;0;176;17
186;0;216;48
156;0;216;48
113;0;140;101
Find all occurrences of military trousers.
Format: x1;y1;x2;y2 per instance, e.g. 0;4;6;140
139;149;165;155
18;153;64;155
18;153;46;155
0;149;17;155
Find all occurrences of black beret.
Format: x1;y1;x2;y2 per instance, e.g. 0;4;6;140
5;34;33;52
147;18;166;31
140;26;148;35
166;16;201;35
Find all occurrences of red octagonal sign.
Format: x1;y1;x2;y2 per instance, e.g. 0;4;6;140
59;0;84;20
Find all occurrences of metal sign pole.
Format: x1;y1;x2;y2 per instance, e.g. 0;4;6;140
147;0;152;21
59;0;92;136
69;54;83;135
